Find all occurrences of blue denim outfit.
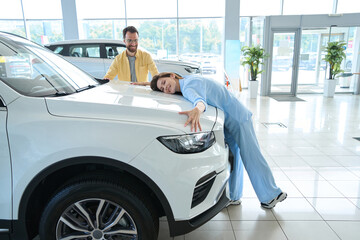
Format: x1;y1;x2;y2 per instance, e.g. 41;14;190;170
179;75;282;203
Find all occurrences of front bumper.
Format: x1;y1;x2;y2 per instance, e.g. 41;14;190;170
168;189;229;236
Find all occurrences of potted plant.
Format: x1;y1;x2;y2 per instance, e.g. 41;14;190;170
241;45;268;98
323;41;346;97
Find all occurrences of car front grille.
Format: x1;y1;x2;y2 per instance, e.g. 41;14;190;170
191;171;216;208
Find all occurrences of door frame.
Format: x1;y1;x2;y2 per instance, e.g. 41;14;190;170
267;28;301;96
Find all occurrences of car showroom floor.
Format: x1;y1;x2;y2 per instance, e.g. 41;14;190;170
158;92;360;240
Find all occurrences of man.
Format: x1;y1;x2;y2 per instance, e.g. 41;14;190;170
104;26;159;83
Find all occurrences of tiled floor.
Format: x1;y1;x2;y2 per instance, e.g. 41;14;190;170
158;92;360;240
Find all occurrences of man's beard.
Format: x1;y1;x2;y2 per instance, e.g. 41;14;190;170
127;45;137;53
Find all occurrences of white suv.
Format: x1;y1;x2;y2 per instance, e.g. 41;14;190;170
0;32;230;240
45;39;201;79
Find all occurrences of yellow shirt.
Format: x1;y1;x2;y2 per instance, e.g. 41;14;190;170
104;49;159;82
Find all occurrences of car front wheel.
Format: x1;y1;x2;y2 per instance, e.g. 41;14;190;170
39;179;158;240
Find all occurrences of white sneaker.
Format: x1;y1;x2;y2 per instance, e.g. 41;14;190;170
226;199;242;207
261;192;287;209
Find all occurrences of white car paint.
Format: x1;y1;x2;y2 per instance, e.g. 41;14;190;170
0;97;11;220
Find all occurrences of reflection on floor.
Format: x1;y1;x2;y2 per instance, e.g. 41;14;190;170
272;84;355;94
159;92;360;240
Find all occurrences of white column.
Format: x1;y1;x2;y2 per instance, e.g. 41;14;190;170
353;27;360;94
61;0;79;40
224;0;241;91
224;0;240;41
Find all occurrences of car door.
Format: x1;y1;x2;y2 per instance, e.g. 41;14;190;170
67;44;105;79
0;96;12;226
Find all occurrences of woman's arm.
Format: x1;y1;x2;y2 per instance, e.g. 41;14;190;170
179;101;206;132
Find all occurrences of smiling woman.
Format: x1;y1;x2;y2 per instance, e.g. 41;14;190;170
150;72;287;209
151;72;183;94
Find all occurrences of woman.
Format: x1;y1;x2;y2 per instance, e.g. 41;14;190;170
151;72;287;209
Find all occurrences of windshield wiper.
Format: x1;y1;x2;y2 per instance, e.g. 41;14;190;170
95;78;110;85
43;91;72;97
55;91;71;96
76;84;96;93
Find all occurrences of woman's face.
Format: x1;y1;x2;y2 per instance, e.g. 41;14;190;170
156;76;176;94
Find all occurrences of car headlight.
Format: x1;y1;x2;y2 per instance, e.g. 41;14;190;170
157;131;215;154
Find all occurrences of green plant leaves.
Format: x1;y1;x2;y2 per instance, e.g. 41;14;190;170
241;45;269;81
323;41;346;79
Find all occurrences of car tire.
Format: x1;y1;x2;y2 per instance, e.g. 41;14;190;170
39;179;159;240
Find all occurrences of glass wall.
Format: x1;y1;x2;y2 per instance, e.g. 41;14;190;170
270;32;296;94
80;20;126;40
1;0;359;90
74;0;225;80
327;26;357;93
22;0;64;44
0;0;63;44
26;20;63;44
76;0;126;40
252;17;265;46
239;17;251;87
297;27;358;94
0;20;26;38
297;28;328;93
177;0;224;80
239;17;265;88
127;19;177;58
178;19;223;70
0;0;26;37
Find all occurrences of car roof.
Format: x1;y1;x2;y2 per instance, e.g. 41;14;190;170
0;31;44;48
45;39;126;46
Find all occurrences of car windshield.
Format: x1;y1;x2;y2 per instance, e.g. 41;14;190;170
0;36;98;97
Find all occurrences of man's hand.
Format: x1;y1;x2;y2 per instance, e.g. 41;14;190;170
179;102;205;132
130;82;150;86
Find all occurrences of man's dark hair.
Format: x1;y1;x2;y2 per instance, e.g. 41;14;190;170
123;26;139;39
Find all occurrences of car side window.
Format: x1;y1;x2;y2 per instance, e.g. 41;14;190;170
53;46;64;54
105;45;126;59
69;45;100;58
0;96;5;108
69;46;83;57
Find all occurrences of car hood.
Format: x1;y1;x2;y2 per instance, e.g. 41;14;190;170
155;59;200;68
45;81;218;133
